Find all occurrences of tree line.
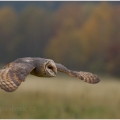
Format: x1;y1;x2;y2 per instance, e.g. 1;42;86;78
0;2;120;76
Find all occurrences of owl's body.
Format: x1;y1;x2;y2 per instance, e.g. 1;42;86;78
0;57;100;92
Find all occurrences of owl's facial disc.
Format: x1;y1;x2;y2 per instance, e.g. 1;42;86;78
44;60;57;77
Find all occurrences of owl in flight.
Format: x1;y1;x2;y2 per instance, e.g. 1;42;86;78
0;57;100;92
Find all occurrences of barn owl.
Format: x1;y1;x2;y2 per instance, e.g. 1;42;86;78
0;57;100;92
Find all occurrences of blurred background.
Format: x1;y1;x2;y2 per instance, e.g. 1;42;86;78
0;1;120;119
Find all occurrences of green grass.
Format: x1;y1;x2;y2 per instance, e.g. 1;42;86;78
0;75;120;118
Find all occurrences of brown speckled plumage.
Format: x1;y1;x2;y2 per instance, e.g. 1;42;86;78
0;57;100;92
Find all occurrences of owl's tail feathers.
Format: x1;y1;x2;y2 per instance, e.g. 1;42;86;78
68;71;100;84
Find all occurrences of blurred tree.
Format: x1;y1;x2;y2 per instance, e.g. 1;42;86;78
45;2;120;74
105;5;120;76
45;3;92;70
52;3;88;34
0;7;18;63
80;2;114;72
16;6;54;58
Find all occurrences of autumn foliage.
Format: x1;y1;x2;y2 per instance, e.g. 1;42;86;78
0;2;120;76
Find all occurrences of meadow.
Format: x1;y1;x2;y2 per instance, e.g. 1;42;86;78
0;74;120;119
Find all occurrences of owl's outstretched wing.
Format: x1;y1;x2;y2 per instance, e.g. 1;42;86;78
55;63;100;84
0;62;35;92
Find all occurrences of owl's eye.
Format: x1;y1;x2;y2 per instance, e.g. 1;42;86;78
48;65;53;70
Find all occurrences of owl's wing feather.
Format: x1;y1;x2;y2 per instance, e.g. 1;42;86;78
56;63;100;84
14;63;35;82
0;62;35;92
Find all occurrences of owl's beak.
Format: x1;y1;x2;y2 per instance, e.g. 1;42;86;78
51;66;57;75
53;68;57;75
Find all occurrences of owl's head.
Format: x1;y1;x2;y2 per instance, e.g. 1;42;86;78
44;60;57;77
30;59;57;77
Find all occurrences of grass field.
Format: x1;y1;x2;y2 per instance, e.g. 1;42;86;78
0;74;120;119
